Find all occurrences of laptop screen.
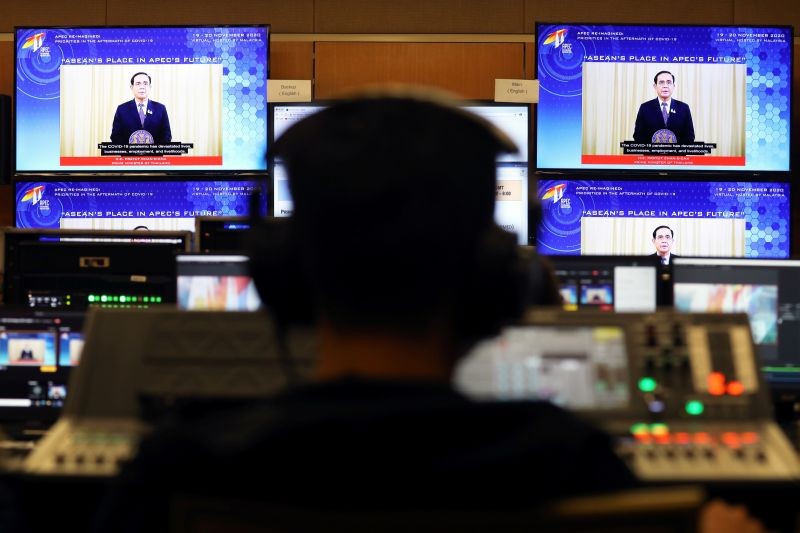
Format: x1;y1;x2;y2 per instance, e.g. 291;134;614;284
176;254;262;311
672;258;800;387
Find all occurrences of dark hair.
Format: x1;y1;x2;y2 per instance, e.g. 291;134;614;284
269;95;515;333
652;225;674;239
653;71;675;84
130;72;151;85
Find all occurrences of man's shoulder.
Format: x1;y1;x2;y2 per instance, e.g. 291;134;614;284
149;100;167;110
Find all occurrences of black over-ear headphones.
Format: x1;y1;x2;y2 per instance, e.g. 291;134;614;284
247;95;532;344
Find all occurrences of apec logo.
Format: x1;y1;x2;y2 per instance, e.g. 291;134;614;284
541;183;567;204
21;32;45;53
20;185;45;206
542;29;568;49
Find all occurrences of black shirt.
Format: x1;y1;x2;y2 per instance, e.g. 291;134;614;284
95;378;636;531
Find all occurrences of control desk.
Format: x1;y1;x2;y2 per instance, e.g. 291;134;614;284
456;309;800;483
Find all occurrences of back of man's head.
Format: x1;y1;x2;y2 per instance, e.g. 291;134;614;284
268;91;519;336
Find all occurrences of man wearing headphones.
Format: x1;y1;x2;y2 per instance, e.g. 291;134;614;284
95;92;762;532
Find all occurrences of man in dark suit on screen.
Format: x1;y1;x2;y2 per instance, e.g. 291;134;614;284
650;225;679;265
633;71;694;145
110;72;172;145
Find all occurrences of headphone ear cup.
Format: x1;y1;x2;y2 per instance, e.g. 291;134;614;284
247;217;314;326
455;225;531;342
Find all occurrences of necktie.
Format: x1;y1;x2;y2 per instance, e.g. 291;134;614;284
661;102;668;125
138;104;145;126
662;256;668;265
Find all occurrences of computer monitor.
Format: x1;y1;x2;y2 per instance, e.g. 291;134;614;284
0;310;85;435
2;229;190;309
549;255;662;312
176;254;261;311
672;258;800;388
269;102;531;244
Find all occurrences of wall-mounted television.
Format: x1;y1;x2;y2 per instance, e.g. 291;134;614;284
15;25;269;174
269;102;531;244
536;179;790;258
14;178;267;231
535;23;793;173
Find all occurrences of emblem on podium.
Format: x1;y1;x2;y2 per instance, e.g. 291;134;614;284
129;130;154;144
652;129;677;143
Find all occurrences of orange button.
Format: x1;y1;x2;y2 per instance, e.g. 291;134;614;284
727;381;745;396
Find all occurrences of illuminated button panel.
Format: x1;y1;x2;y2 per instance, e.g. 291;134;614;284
620;422;799;481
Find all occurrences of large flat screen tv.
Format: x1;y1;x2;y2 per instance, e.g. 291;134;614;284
536;178;790;258
535;23;792;173
15;25;269;174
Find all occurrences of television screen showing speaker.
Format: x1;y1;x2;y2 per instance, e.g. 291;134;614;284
536;23;792;172
15;26;269;173
536;179;790;258
14;178;266;231
270;102;531;244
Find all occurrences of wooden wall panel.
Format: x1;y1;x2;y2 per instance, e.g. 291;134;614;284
270;42;314;80
0;42;12;97
734;0;800;29
0;187;11;226
315;0;524;34
106;0;315;32
524;42;533;80
0;0;106;32
1;41;11;210
524;0;735;32
314;42;524;100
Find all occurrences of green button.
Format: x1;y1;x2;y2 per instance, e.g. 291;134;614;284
685;400;704;416
638;377;657;393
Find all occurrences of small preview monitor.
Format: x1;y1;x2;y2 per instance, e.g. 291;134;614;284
456;324;630;409
15;25;269;173
549;256;661;312
195;216;252;253
176;254;262;311
536;23;793;173
0;310;84;430
536;179;790;259
672;258;800;388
